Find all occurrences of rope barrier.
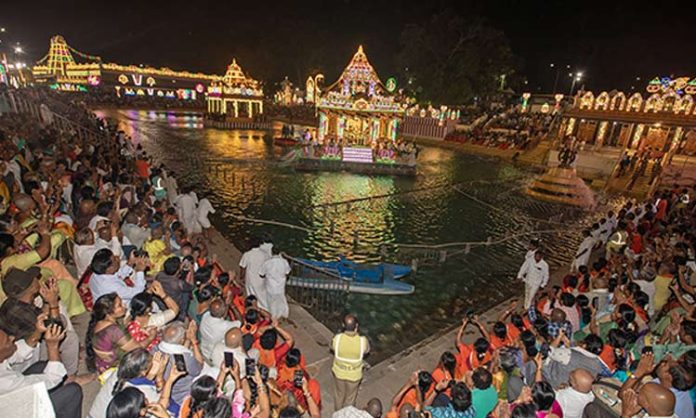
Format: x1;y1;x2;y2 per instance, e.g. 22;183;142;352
230;214;312;232
307;176;527;210
451;185;571;226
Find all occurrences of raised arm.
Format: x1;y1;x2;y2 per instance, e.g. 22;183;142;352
456;318;469;348
472;316;490;341
272;321;294;348
391;372;418;411
151;280;180;318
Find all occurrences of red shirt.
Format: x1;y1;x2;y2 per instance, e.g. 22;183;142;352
630;233;643;254
127;320;159;350
456;343;491;376
253;341;290;369
135;159;150;178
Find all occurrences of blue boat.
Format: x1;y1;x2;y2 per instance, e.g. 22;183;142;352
291;256;414;295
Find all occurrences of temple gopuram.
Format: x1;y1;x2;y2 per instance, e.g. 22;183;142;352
316;46;406;146
206;59;264;118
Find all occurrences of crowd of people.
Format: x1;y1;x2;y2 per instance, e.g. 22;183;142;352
0;85;695;418
0;88;323;418
366;190;695;418
445;110;553;152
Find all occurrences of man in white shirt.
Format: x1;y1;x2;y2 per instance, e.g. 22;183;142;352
211;327;249;380
333;398;382;418
525;239;540;260
0;325;82;418
121;212;150;250
259;248;292;320
197;197;216;241
163;170;179;204
571;229;594;273
88;248;148;307
174;190;199;236
73;226;122;278
199;299;241;364
517;250;550;309
555;368;595;418
239;237;272;310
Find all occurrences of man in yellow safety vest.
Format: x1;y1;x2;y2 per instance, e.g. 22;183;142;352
331;314;370;411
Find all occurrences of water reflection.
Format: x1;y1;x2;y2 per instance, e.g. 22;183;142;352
97;109;586;362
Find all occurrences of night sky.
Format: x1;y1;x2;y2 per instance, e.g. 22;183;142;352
2;0;693;94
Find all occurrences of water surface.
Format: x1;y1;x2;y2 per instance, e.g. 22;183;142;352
96;109;586;362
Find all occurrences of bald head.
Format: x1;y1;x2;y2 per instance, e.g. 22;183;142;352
551;308;566;323
364;398;382;418
210;299;227;318
225;327;242;348
162;321;186;345
639;382;675;417
344;314;358;332
13;194;35;212
569;368;594;393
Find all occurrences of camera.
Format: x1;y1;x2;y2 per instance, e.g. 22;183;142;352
465;308;475;319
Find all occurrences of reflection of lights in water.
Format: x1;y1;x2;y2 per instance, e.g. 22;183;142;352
306;175;397;261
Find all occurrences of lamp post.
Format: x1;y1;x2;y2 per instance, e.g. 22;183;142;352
569;72;583;96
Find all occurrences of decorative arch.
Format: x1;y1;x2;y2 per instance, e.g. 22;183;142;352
674;95;694;115
579;91;594;109
662;92;678;113
594;91;610;110
610;92;627;111
626;93;643;112
644;94;663;113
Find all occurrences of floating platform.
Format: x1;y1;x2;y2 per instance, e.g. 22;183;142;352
295;157;417;176
203;118;271;130
525;167;595;208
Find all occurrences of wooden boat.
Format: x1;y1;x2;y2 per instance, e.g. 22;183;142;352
290;256;415;295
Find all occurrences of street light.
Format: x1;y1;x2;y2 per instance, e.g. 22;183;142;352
14;46;22;54
0;28;5;33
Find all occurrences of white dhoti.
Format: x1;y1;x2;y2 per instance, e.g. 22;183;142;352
571;253;590;272
184;215;201;235
266;292;289;319
246;277;269;311
524;280;542;310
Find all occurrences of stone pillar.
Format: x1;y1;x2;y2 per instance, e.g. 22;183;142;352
248;101;253;118
233;101;239;118
259;101;263;114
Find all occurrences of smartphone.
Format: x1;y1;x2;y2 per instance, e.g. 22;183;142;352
293;369;303;388
224;351;234;368
245;358;255;376
173;354;187;373
43;317;65;333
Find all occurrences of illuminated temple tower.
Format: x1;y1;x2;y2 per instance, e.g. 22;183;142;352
316;46;406;145
206;59;264;118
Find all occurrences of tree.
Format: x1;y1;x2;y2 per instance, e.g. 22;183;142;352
397;11;519;105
